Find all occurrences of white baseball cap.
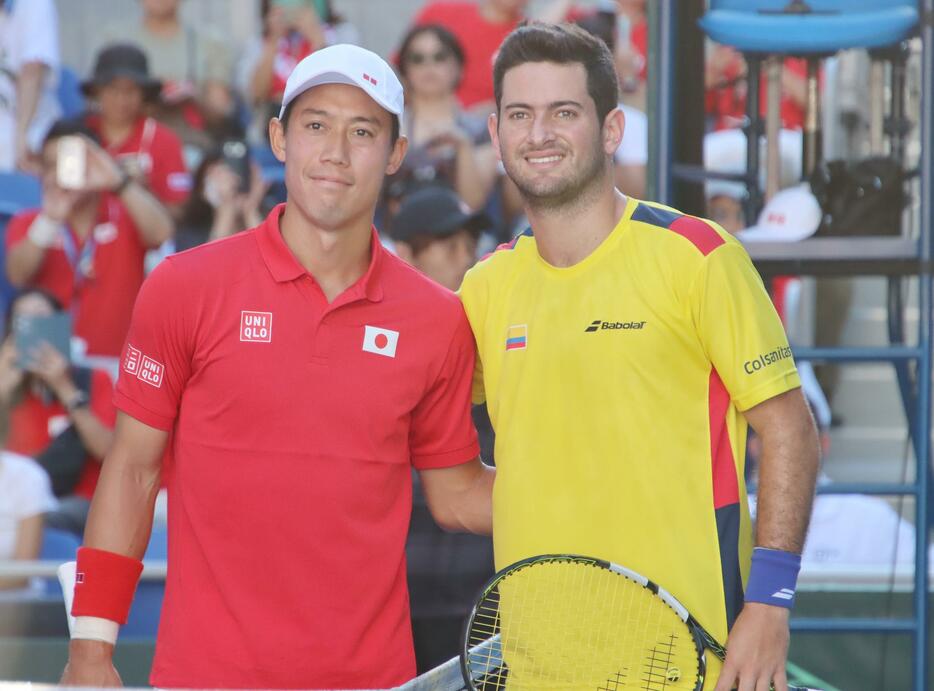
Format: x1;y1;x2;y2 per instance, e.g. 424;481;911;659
278;44;405;130
704;129;803;200
738;183;822;242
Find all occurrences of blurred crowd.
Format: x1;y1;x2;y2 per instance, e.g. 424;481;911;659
0;0;923;672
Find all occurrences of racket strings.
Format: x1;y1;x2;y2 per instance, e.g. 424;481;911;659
464;559;702;690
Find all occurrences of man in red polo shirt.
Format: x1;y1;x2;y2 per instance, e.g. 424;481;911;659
81;43;191;218
414;0;529;110
5;120;175;357
60;44;494;690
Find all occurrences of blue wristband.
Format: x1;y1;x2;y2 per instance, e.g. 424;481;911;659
744;547;801;609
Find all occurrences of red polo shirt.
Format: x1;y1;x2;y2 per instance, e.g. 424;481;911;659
114;205;480;689
86;114;191;206
415;1;519;108
6;198;156;356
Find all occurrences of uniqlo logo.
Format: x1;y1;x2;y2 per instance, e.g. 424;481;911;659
124;344;142;376
76;572;85;584
240;311;272;343
363;73;378;86
138;356;165;388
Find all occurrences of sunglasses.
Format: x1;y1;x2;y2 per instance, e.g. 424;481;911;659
406;50;452;66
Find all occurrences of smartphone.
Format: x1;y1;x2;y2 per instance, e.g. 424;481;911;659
56;136;86;190
13;312;73;369
221;140;251;194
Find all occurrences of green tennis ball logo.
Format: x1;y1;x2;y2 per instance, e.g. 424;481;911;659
666;667;681;682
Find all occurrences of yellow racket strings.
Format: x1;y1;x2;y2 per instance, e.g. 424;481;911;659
465;559;702;690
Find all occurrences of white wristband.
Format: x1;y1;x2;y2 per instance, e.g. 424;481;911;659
27;213;62;248
71;616;119;645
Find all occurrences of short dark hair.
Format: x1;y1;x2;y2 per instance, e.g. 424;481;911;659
42;118;100;149
279;99;401;147
493;22;620;125
395;24;465;82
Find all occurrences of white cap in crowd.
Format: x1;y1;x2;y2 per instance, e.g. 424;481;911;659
279;44;405;130
704;128;803;200
738;183;822;242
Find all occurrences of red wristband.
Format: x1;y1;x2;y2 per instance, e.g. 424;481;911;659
71;547;144;624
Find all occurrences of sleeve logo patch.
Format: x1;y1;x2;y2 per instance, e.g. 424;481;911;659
240;311;273;343
138;356;166;388
124;344;166;388
744;345;794;374
123;344;142;376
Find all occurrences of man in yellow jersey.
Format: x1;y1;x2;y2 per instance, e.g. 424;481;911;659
458;22;820;691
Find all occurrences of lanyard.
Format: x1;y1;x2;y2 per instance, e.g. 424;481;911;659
59;197;120;291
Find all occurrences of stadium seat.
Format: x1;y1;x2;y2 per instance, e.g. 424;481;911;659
0;171;41;217
698;0;919;221
122;527;169;639
56;66;86;119
700;0;919;54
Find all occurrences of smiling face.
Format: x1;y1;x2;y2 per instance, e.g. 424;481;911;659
269;83;407;232
491;61;617;210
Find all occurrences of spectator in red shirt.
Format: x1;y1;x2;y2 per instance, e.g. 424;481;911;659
413;0;530;111
81;43;192;220
705;45;810;132
239;0;326;143
0;289;116;536
5;119;174;357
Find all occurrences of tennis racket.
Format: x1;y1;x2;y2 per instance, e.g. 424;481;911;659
459;554;819;691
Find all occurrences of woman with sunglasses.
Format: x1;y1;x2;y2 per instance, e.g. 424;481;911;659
385;25;498;219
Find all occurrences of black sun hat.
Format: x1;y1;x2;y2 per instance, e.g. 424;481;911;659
391;186;491;243
81;44;162;100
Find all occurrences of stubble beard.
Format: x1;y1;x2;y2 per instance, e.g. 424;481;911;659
504;139;609;213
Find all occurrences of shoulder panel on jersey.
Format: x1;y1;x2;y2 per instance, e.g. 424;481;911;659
478;226;534;262
669;216;726;257
632;202;725;257
631;202;682;229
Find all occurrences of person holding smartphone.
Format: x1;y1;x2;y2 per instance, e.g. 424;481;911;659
60;44;493;689
4;119;174;358
175;142;269;251
0;288;116;536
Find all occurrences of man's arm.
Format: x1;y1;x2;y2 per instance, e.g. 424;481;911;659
713;386;820;691
15;61;47;171
83;140;175;247
419;457;494;535
60;412;167;688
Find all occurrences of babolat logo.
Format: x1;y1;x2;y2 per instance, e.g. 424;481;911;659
585;319;647;333
744;346;794;374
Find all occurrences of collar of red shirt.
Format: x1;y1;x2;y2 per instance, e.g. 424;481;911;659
256;204;385;303
85;113;147;150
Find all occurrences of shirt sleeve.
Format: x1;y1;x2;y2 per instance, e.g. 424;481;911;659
615;107;648;166
690;238;800;411
457;269;487;405
89;370;117;429
4;211;33;251
408;304;480;470
12;0;59;70
148;126;192;209
6;454;57;518
113;258;194;431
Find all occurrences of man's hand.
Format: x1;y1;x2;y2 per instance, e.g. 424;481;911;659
60;639;122;687
713;603;790;691
82;138;126;193
0;339;24;400
24;341;74;402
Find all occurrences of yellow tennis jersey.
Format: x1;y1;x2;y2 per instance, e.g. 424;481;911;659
459;197;800;662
